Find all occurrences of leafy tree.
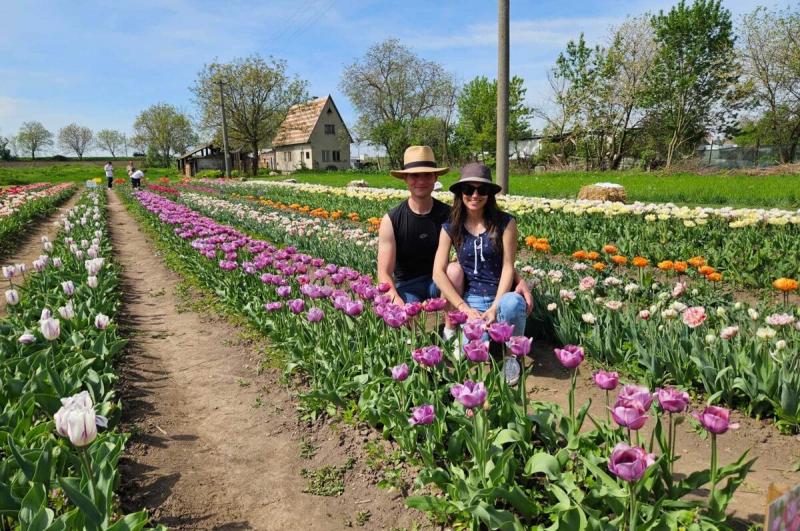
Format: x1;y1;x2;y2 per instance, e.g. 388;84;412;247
340;39;457;167
739;6;800;163
0;135;11;161
58;123;93;159
192;55;307;175
641;0;739;168
96;129;126;157
16;121;53;159
132;103;196;167
455;75;532;162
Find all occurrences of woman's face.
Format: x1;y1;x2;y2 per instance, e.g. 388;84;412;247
461;183;489;213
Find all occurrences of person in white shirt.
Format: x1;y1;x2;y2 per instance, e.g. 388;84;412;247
104;162;114;188
130;168;144;189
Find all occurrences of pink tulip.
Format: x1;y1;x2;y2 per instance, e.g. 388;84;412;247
288;299;305;314
692;406;739;434
593;370;619;391
276;286;291;297
618;384;654;410
608;443;656;482
343;300;364;317
422;298;447;312
391;363;409;381
408;404;435;425
447;310;468;325
656;387;690;413
507;336;532;357
450;380;488;409
377;282;391;293
264;302;283;312
463;319;486;341
404;301;422;316
488;322;514;343
554;345;584;369
610;398;649;430
682;306;707;328
306;308;324;323
463;340;489;363
412;345;443;367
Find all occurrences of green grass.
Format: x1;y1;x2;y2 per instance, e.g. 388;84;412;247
252;169;800;209
0;163;179;185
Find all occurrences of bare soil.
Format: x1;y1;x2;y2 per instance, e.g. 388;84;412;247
525;345;800;528
107;190;424;530
0;191;80;316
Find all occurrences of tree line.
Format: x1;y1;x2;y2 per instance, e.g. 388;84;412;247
4;0;796;172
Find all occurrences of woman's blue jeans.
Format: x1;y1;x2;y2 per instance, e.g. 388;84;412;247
464;291;527;340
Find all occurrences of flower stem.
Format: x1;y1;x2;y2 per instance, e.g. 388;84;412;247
710;433;718;502
629;481;638;531
569;368;577;434
79;447;96;503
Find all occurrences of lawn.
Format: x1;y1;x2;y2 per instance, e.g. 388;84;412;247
0;162;179;185
253;169;800;209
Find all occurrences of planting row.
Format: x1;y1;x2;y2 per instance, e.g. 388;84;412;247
1;190;156;530
0;183;76;256
149;183;800;430
198;179;800;290
127;186;755;529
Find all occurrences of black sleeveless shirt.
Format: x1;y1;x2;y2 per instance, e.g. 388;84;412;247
388;199;451;282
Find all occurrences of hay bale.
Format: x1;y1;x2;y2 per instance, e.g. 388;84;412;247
578;182;627;202
347;179;369;188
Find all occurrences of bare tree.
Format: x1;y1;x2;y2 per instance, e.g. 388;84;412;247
16;121;53;159
96;129;126;157
58;123;93;159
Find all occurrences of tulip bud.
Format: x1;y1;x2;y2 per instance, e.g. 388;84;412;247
40;317;60;341
4;289;19;306
94;314;111;329
87;276;98;289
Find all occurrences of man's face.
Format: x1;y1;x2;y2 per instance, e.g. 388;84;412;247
404;172;437;198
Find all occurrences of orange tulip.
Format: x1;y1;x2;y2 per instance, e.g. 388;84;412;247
688;256;706;267
657;260;674;271
698;265;715;276
632;256;649;268
572;250;588;260
593;262;606;271
773;278;799;292
673;261;688;273
603;244;618;254
586;251;600;261
611;255;628;265
706;272;722;282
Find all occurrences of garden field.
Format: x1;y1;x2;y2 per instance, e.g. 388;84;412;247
0;175;798;530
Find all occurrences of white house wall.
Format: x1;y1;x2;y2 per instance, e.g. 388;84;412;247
274;144;311;172
308;104;351;171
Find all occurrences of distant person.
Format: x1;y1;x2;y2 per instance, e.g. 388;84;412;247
130;167;144;189
126;160;135;177
104;161;114;188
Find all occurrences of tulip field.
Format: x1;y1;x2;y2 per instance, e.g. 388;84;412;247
0;183;76;256
1;176;798;529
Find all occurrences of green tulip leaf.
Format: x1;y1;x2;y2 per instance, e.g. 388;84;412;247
525;452;560;480
57;477;104;528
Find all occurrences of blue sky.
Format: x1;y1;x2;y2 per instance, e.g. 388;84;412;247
0;0;786;155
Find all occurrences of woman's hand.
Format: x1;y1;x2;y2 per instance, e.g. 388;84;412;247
482;305;498;324
459;302;483;321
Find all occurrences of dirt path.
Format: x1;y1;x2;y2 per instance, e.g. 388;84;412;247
0;190;81;316
107;190;422;530
525;345;800;527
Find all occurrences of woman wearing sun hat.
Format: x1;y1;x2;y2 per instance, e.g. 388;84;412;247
432;162;528;384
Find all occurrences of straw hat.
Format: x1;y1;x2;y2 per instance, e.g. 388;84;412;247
449;162;502;194
390;146;449;178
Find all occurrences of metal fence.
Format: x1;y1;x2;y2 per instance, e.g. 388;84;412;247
696;145;799;168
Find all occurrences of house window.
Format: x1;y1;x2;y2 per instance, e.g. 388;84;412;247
284;151;292;162
332;150;341;162
306;152;310;159
325;124;335;135
322;150;330;162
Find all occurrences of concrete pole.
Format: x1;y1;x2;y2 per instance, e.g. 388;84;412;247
216;80;231;178
496;0;510;194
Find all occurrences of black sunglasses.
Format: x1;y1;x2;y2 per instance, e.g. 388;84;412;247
461;184;492;196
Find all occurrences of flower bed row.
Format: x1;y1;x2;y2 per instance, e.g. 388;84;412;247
1;190;156;530
147;184;800;430
126;187;755;529
0;183;76;256
198;179;800;289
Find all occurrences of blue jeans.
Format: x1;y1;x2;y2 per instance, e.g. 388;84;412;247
464;291;527;340
395;275;440;303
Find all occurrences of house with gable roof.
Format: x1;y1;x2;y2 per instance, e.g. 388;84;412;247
264;95;353;172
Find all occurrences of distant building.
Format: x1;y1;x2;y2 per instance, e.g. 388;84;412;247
176;143;253;177
270;95;353;172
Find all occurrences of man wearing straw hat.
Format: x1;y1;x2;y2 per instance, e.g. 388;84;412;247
377;146;531;316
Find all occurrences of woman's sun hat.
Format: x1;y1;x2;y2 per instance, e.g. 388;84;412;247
449;162;502;194
390;146;449;178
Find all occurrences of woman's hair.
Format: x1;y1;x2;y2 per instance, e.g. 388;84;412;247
448;186;505;255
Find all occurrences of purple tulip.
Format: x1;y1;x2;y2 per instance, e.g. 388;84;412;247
404;301;422;317
463;340;489;363
412;345;443;367
306;308;324;323
692;406;739;434
264;302;283;312
382;307;408;328
450;381;488;409
391;363;409;381
343;300;364;317
506;336;532;357
618;384;654;410
422;298;447;312
377;282;391;293
18;332;36;344
447;311;468;325
608;443;656;482
408;404;435;425
288;299;305;314
554;345;584;369
276;286;292;298
610;398;649;430
656;387;690;413
593;370;620;391
463;319;486;341
61;281;75;297
488;322;514;343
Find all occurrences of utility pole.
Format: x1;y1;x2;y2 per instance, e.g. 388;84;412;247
216;80;231;178
496;0;510;194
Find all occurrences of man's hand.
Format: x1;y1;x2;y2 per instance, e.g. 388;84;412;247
515;279;533;315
